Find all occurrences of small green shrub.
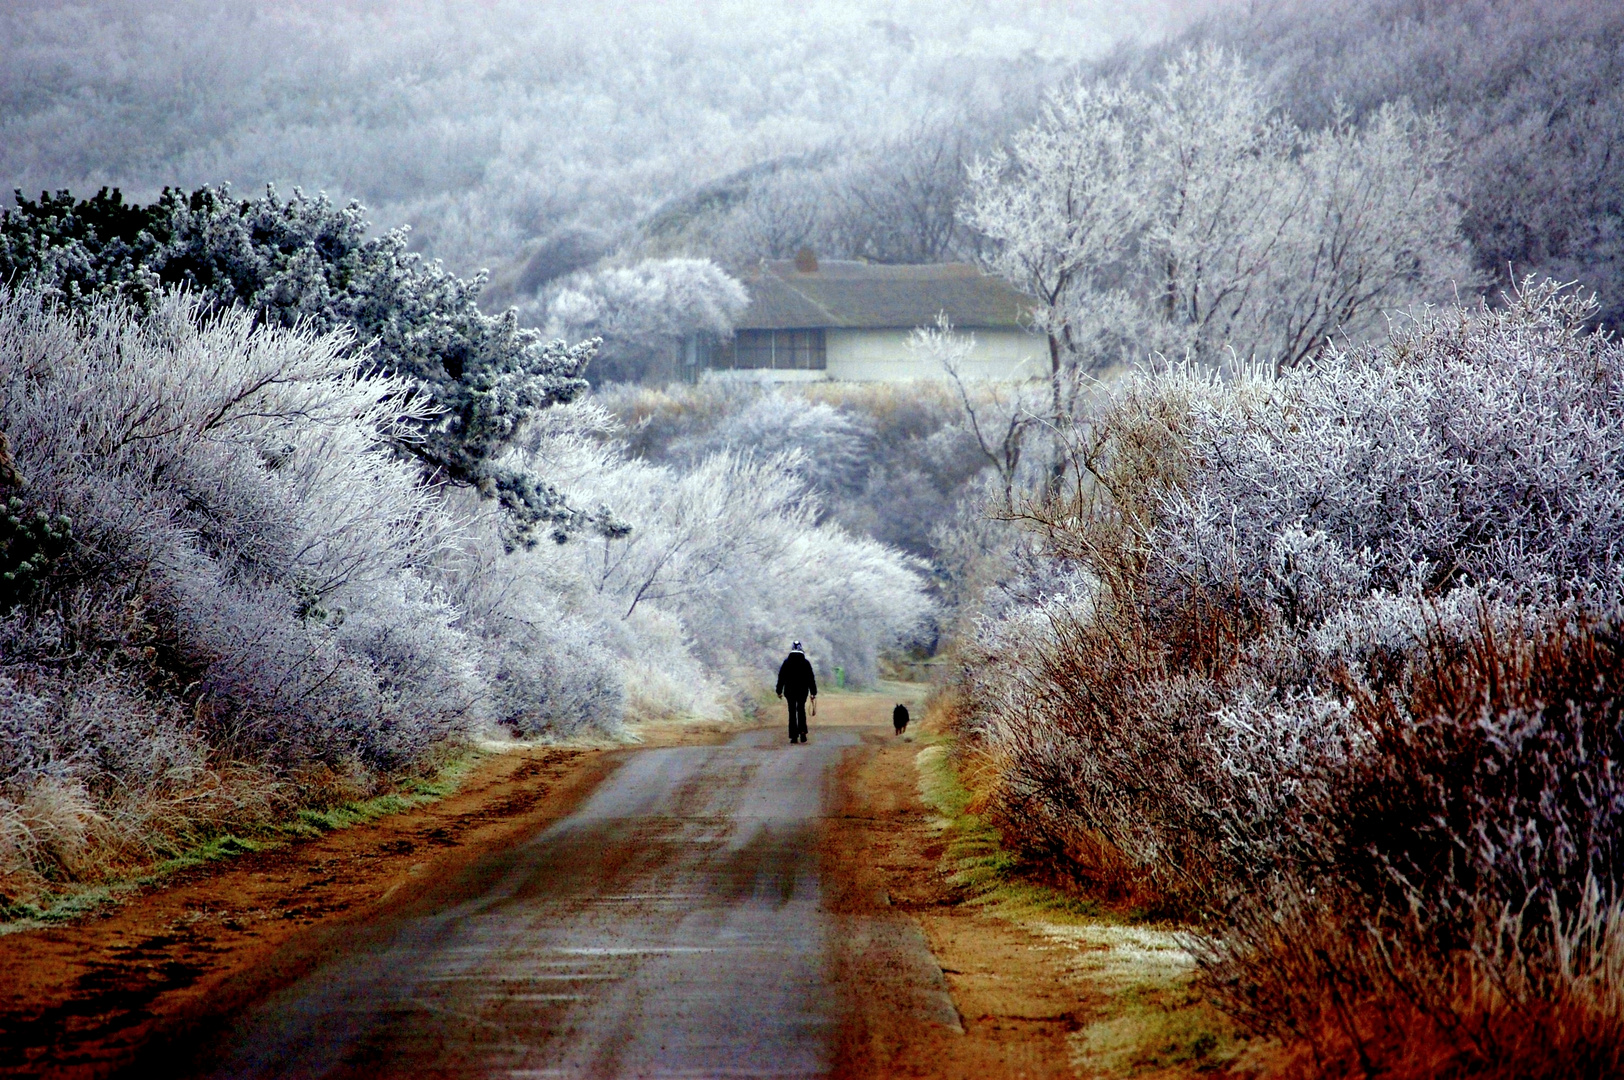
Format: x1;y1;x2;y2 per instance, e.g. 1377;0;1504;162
0;497;72;609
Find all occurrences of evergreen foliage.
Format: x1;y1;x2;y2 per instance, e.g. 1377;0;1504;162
0;498;72;610
0;184;600;546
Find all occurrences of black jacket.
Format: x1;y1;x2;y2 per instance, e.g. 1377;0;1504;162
776;650;817;699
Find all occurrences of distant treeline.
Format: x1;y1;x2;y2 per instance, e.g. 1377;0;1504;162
1158;0;1624;329
0;0;1138;279
4;1;1614;329
674;0;1623;329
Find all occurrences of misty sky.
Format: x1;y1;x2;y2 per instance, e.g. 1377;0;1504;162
0;0;1213;270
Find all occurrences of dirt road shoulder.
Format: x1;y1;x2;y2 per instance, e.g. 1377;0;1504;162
823;726;1093;1079
823;717;1253;1080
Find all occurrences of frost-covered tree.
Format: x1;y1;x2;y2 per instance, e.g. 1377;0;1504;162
0;185;599;545
908;315;1051;511
0;285;509;890
521;415;933;690
1146;56;1466;376
962;48;1468;400
1166;0;1624;332
833;121;980;264
962;74;1146;406
531;258;747;384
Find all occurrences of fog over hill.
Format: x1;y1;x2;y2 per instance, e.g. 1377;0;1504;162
0;0;1209;277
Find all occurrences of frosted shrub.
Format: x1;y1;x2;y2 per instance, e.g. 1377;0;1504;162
0;287;485;889
601;378;997;577
530;258;747;384
966;283;1624;888
454;395;930;729
0;185;599;546
0;668;213;891
0;670;204;804
616;608;732;723
957;284;1624;1072
604;382;879;500
667;391;875;497
1196;618;1624;1077
782;524;935;687
592;447;930;688
1144;283;1624;620
484;617;624;738
450;519;627;738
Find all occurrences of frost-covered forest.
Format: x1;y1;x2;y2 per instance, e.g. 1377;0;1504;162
5;1;1624;1073
7;0;1613;320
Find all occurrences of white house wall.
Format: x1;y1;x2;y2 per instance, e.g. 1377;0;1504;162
825;328;1045;382
702;367;829;385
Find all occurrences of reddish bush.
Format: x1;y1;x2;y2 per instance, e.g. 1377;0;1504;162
955;286;1624;1073
1202;619;1624;1078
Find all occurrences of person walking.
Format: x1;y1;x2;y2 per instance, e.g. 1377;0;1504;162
775;641;817;744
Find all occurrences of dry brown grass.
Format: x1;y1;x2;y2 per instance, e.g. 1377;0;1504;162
0;751;428;915
1189;619;1624;1078
1214;895;1624;1080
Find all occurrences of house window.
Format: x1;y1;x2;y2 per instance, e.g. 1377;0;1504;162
710;329;826;370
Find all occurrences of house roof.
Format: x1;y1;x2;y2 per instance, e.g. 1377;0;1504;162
732;260;1033;332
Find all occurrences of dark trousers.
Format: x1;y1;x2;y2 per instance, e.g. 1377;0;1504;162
786;695;808;741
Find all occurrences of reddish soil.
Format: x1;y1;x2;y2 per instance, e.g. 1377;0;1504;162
823;721;1095;1079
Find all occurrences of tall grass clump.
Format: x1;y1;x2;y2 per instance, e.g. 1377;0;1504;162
956;280;1624;1076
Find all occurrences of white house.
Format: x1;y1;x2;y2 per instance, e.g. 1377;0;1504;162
687;254;1044;383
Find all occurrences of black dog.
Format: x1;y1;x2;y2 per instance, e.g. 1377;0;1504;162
892;703;910;735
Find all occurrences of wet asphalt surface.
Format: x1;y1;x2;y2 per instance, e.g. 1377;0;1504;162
177;727;893;1079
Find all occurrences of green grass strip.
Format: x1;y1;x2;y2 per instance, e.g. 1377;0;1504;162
914;738;1106;923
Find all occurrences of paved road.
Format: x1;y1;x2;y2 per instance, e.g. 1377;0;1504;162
179;726;951;1079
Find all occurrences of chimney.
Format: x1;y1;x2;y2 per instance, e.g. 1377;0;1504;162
794;246;818;273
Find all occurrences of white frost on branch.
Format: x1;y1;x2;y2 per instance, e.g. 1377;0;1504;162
529;258;748;381
962;46;1470;385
